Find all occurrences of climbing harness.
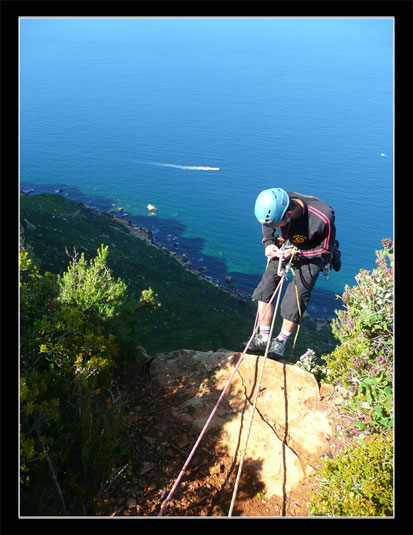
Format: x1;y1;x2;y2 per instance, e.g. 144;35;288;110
157;247;300;517
275;243;297;277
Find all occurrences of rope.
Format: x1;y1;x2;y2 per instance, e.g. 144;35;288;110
227;268;284;516
227;248;297;516
252;256;271;334
157;276;283;517
158;247;301;517
288;265;302;359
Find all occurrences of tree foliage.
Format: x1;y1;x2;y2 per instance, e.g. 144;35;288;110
20;244;159;515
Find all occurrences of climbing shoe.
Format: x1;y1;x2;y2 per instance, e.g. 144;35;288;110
268;338;286;360
240;333;268;352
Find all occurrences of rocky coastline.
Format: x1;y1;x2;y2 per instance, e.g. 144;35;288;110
111;213;249;301
20;188;337;328
20;187;249;301
111;214;334;329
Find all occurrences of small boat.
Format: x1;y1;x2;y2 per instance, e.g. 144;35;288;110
147;203;157;212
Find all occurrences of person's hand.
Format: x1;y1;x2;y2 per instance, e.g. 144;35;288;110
279;248;293;261
265;244;279;258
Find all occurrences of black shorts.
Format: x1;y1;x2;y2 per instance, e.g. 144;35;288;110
251;257;322;324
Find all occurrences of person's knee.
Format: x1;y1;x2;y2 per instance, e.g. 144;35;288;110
281;291;309;323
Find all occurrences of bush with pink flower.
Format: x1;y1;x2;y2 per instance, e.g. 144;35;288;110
307;240;393;517
322;239;393;434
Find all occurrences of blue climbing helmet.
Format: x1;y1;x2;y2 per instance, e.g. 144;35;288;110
254;188;290;225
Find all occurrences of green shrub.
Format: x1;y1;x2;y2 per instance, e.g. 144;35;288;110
307;242;394;517
57;244;128;322
19;247;58;367
72;391;124;515
296;348;327;383
19;244;157;515
57;244;160;362
309;433;393;517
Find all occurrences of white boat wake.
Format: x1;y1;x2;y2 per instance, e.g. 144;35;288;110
145;161;220;171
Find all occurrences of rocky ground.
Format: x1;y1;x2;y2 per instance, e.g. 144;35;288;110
95;351;361;518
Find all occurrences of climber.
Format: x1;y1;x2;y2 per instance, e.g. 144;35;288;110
241;188;341;360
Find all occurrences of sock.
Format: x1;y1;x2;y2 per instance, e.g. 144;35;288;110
277;328;293;345
259;325;270;342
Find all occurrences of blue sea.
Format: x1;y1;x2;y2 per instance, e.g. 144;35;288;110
19;17;394;319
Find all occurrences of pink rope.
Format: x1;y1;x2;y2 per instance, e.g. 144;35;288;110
157;276;284;516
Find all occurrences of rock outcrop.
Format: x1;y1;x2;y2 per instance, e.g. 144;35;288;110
150;349;335;499
113;216;153;243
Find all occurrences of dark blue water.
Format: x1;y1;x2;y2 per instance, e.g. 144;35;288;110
20;18;393;319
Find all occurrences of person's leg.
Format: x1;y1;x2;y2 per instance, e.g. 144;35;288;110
240;259;281;351
277;318;297;341
280;318;296;333
257;304;295;340
257;299;273;331
267;318;296;359
269;260;322;358
281;260;322;323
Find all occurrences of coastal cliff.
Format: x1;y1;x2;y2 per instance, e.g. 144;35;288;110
20;193;336;357
19;194;393;517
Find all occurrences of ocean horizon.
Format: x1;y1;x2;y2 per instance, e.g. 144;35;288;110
19;17;394;319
